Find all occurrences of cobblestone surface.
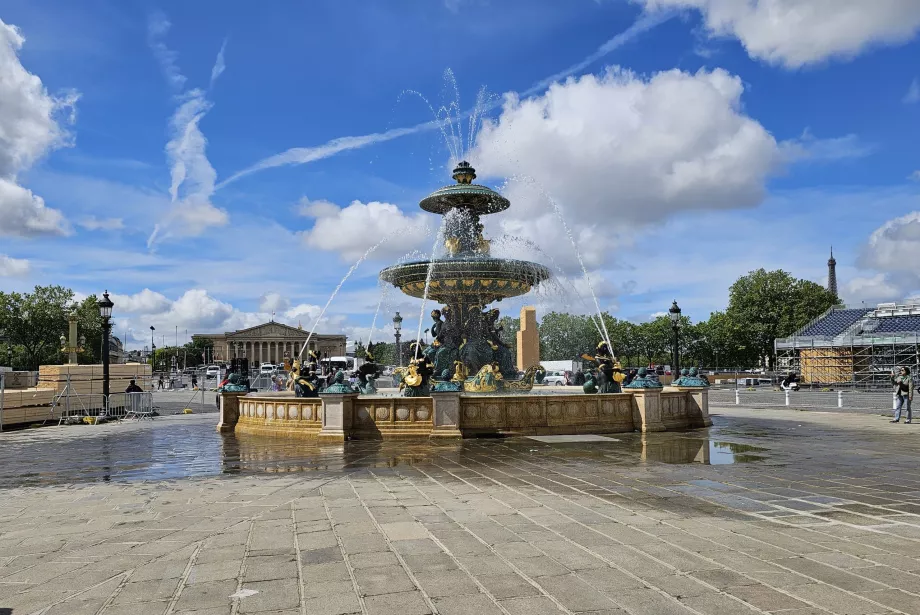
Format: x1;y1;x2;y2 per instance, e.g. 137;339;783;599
2;406;920;614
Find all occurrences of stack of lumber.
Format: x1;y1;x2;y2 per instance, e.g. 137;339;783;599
37;364;152;395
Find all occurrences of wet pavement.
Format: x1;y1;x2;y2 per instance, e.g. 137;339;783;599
2;406;920;614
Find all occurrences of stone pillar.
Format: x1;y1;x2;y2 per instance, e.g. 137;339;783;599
317;393;358;442
516;306;539;371
677;387;713;428
630;388;666;432
217;391;247;433
430;391;463;440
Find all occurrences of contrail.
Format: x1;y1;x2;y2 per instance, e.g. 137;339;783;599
216;10;674;190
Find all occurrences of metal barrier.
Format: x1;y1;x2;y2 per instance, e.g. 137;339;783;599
54;392;107;424
107;392;155;420
711;388;896;411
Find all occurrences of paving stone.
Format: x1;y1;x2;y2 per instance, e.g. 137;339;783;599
415;570;481;597
499;596;566;615
300;546;344;565
174;579;238;611
475;573;541;599
725;583;812;610
785;583;890;615
237;578;301;612
364;590;432;615
354;565;417;596
678;591;763;614
610;587;696;614
188;559;241;584
243;553;298;581
302;591;363;615
112;578;181;604
101;602;170;615
534;574;620;611
434;593;504;615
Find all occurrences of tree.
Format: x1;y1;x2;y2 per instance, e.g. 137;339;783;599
0;286;75;370
539;312;597;361
354;341;367;359
726;269;838;369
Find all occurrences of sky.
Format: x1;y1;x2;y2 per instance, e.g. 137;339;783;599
3;0;920;351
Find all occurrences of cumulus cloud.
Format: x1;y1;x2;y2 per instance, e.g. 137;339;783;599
259;292;291;314
472;67;780;228
110;289;174;315
298;197;431;261
0;254;30;277
860;212;920;273
844;274;902;304
637;0;920;68
0;18;76;238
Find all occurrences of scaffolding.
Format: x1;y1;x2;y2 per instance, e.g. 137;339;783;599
776;334;920;389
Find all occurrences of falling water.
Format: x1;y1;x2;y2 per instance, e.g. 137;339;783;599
414;217;449;358
365;283;391;348
298;227;423;360
493;234;606;341
504;175;613;353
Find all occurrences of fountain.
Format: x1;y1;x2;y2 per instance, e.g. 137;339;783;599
379;161;551;389
223;163;712;440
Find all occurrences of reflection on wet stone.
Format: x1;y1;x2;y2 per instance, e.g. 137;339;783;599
7;408;920;614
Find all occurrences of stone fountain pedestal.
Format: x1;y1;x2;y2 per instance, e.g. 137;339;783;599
430;391;463;440
317;392;358;442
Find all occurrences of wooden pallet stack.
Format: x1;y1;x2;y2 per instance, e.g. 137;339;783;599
37;364;152;395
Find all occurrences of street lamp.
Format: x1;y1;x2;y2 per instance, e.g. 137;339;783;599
393;312;403;367
668;300;682;378
98;291;114;400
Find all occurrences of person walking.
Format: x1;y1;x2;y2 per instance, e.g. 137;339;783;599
157;375;164;390
891;367;913;424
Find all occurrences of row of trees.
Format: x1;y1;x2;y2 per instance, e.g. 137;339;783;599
358;269;838;371
1;269;837;372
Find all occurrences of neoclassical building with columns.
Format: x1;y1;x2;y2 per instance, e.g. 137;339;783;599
193;322;346;364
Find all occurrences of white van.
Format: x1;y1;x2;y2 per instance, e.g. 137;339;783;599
205;365;220;379
260;362;275;375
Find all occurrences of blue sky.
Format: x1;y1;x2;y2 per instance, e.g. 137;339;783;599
3;0;920;350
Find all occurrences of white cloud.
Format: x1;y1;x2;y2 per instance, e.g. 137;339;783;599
0;18;76;238
905;78;920;104
77;216;124;231
110;289;173;315
146;26;229;248
210;38;227;88
147;13;186;90
299;197;431;261
471;67;780;228
860;211;920;273
781;131;875;163
844;274;902;304
0;254;30;277
259;292;291;314
910;170;920;182
637;0;920;68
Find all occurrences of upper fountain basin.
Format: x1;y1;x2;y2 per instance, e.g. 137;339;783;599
379;257;551;303
419;183;510;216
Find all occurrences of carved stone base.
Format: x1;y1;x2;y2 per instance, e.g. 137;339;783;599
317;392;358;442
431;391;462;439
217;392;246;433
631;388;667;432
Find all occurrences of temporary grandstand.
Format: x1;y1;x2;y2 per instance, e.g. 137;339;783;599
775;302;920;387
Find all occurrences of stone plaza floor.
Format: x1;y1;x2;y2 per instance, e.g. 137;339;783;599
1;406;920;614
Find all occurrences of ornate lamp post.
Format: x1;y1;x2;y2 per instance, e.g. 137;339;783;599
393;312;403;367
150;325;156;371
98;291;114;399
668;300;682;378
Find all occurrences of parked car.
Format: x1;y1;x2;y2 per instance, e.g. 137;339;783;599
543;370;567;386
205;365;220;379
260;362;275;375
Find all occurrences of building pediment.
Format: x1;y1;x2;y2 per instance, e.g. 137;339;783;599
227;322;308;339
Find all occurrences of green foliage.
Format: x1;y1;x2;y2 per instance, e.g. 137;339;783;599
0;285;78;370
497;316;519;360
725;268;838;369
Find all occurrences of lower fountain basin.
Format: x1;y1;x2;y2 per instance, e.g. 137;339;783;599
379;257;551;302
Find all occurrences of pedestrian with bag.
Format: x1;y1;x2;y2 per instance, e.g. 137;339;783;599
890;366;913;424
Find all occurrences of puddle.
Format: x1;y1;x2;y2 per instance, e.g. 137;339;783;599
0;417;768;487
634;438;767;465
